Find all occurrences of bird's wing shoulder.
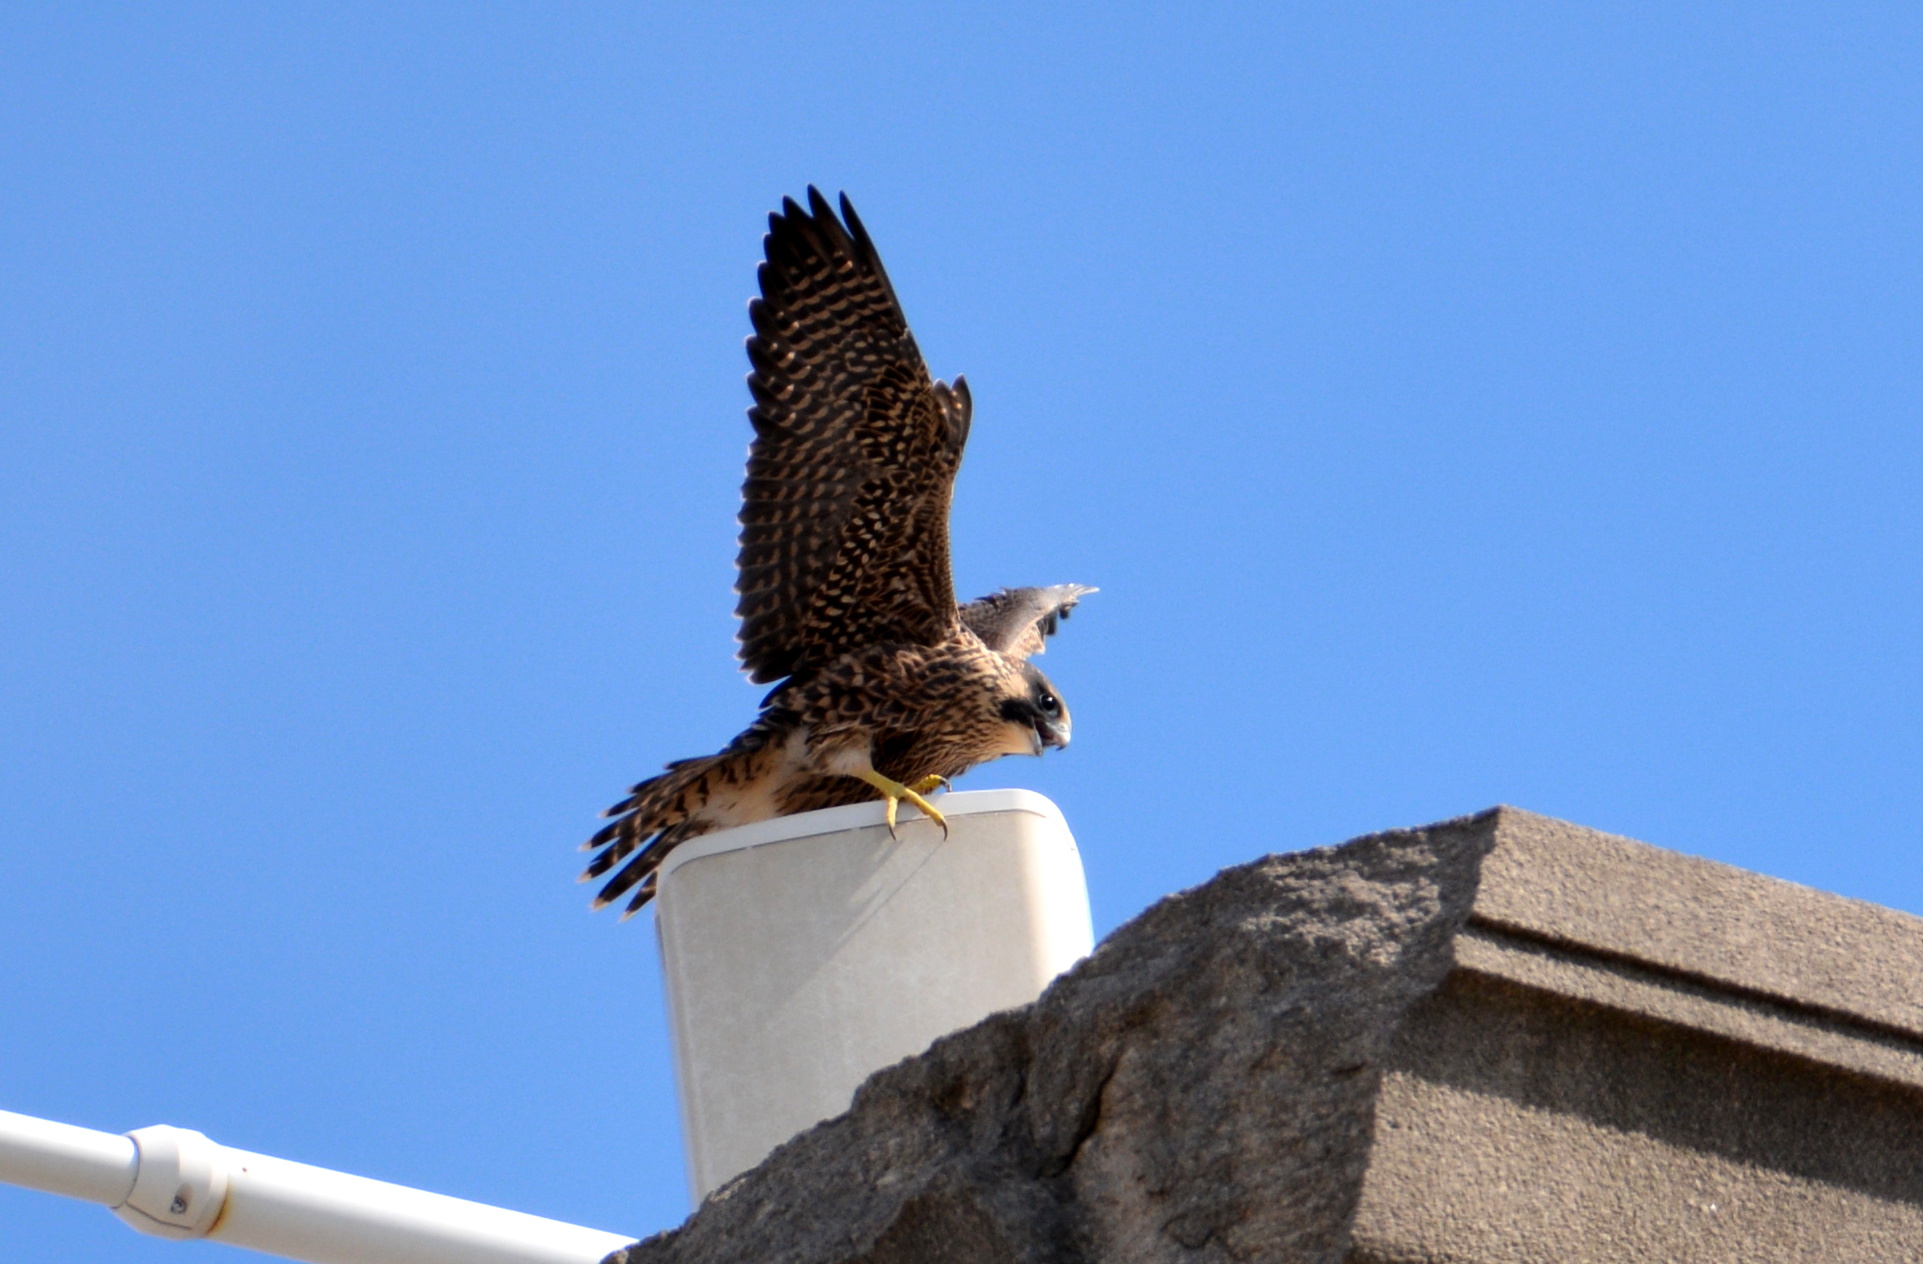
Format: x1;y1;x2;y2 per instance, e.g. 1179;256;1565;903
734;189;970;685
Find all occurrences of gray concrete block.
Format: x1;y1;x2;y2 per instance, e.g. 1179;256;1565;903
1351;807;1923;1263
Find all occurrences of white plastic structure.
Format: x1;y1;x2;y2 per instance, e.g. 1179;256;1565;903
0;1109;633;1264
655;788;1093;1200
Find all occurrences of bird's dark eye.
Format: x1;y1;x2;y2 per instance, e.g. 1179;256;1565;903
1040;693;1058;712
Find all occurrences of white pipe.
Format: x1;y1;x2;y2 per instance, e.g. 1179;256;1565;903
0;1109;635;1264
0;1110;139;1205
209;1148;634;1264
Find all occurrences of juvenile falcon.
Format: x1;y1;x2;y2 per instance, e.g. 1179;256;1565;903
582;189;1093;918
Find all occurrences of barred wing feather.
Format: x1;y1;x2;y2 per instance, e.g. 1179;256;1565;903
734;189;971;685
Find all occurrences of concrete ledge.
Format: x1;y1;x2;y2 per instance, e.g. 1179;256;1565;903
1471;809;1923;1043
1351;807;1923;1263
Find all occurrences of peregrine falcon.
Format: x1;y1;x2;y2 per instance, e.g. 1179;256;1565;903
582;189;1093;918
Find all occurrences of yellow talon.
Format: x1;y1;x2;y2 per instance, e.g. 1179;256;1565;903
908;774;950;795
856;769;950;840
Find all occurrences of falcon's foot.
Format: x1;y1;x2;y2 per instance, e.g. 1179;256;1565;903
855;769;949;840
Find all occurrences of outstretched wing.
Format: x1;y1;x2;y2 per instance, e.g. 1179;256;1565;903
734;189;971;685
960;584;1097;661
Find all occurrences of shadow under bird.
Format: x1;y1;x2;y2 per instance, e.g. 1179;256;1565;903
582;189;1094;919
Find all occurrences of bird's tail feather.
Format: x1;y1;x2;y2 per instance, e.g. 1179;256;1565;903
580;753;730;918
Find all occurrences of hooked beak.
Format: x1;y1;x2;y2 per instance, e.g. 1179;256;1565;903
1036;715;1071;752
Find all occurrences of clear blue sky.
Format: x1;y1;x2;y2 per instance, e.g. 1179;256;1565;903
4;4;1919;1256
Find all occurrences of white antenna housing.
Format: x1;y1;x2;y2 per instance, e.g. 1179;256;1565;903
654;788;1094;1200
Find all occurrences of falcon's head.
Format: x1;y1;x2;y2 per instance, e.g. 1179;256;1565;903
999;661;1072;755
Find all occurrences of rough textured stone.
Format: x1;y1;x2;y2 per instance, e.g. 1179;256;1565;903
605;811;1497;1264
